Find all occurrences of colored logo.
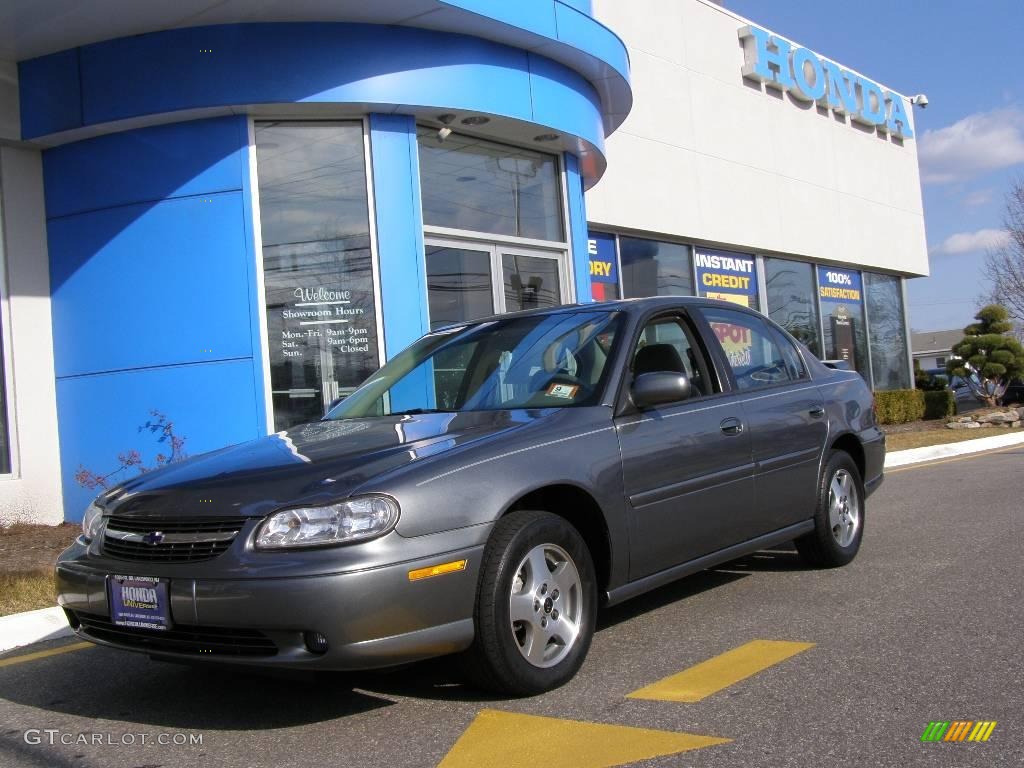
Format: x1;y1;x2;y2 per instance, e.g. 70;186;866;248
142;531;165;546
920;721;997;743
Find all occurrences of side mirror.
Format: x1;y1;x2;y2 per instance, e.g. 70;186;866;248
631;372;691;409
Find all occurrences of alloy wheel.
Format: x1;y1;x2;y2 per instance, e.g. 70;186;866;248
509;544;583;668
828;468;860;547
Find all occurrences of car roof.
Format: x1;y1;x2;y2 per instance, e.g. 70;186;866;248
433;296;758;330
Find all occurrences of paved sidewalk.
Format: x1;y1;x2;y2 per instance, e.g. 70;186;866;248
0;606;71;653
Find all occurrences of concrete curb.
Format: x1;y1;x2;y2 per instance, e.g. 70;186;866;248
0;606;72;653
885;431;1024;468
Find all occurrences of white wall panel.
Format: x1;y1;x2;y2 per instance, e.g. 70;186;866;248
0;147;64;526
588;0;929;277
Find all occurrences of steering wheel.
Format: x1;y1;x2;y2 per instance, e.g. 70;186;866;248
748;363;787;383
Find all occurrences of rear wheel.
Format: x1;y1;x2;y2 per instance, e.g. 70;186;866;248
795;450;864;567
464;510;596;696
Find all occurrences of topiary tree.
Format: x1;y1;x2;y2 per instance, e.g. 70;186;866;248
947;305;1024;406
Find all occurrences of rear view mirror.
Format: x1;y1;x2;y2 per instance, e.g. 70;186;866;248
631;372;691;408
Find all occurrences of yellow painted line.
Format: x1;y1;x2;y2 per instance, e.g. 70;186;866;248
438;709;730;768
887;444;1022;473
0;641;93;668
627;639;815;702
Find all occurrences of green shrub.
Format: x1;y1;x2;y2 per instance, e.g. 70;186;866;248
922;390;955;420
874;389;925;424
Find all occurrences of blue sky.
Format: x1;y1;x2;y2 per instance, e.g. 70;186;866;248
725;0;1024;332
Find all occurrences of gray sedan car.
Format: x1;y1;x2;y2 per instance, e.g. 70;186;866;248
57;297;884;695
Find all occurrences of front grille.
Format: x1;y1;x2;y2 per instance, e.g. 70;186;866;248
102;515;247;563
74;612;278;657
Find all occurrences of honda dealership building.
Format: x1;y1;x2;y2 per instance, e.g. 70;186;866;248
0;0;927;524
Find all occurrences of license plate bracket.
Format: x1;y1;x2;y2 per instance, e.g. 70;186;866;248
108;575;172;631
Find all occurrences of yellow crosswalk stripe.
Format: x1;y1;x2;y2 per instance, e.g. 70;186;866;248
626;639;815;702
437;709;730;768
0;641;93;668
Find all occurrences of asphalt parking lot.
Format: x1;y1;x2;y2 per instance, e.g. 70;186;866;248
1;448;1021;768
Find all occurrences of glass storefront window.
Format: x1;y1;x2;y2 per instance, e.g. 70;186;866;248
764;257;821;356
694;247;759;310
425;245;494;330
255;122;379;431
587;231;620;301
865;272;912;390
620;236;693;298
817;266;869;378
417;129;563;242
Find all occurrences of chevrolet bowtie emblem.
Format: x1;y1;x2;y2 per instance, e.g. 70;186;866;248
142;531;165;545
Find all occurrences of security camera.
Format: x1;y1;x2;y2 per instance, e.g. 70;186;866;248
437;126;453;142
911;94;928;109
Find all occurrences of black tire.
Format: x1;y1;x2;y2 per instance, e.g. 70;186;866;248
795;450;865;568
463;510;597;696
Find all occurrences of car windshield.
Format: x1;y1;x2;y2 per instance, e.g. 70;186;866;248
327;311;623;418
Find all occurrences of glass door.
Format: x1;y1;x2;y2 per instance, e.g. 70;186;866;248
425;242;496;330
424;237;570;328
500;248;566;313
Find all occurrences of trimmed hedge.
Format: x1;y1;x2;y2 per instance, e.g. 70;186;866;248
923;390;956;420
874;389;955;424
874;389;925;424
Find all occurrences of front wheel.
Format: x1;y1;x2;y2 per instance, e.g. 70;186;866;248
464;510;597;696
795;450;865;568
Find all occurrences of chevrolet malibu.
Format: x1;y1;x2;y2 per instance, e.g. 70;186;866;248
57;297;884;695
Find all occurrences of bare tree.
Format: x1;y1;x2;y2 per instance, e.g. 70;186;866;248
984;178;1024;326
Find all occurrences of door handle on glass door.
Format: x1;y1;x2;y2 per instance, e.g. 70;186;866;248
720;417;744;435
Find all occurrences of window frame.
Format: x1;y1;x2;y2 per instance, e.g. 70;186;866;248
417;127;570;249
249;117;385;431
423;235;572;325
0;160;17;478
614;308;725;414
693;305;806;394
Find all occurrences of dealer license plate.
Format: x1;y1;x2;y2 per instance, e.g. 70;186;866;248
108;575;171;631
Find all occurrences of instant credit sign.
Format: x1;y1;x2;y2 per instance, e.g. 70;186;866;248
587;232;619;301
694;248;759;309
816;267;863;304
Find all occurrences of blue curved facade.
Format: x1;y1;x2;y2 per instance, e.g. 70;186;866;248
12;5;631;520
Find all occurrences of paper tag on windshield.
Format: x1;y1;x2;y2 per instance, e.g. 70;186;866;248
547;383;579;399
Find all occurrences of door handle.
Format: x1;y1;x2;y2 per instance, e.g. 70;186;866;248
720;417;744;435
809;406;826;418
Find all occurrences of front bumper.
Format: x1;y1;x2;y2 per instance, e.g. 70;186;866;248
56;539;485;670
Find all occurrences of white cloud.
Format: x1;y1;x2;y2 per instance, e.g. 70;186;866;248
963;188;994;207
918;107;1024;184
930;228;1011;256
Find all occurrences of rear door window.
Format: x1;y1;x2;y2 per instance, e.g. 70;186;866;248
700;307;796;391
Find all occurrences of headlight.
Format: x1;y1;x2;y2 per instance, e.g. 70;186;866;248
255;496;400;550
81;502;105;542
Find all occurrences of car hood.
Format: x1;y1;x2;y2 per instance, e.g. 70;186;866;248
104;410;546;518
